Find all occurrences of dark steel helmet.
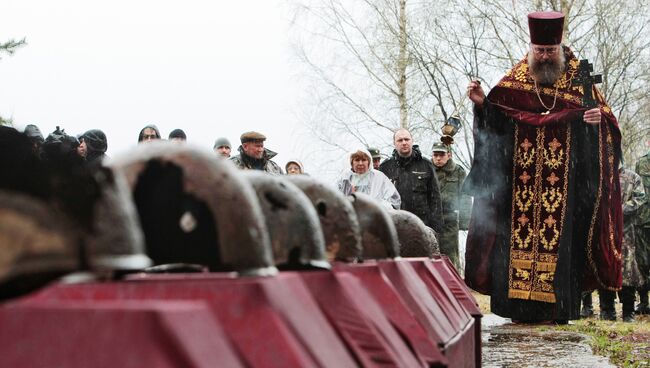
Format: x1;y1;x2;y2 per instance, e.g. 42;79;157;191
111;141;275;276
286;175;362;262
243;172;329;270
349;193;400;259
85;167;152;275
390;210;440;257
0;191;80;300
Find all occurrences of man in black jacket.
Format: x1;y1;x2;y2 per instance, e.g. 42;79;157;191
379;128;443;233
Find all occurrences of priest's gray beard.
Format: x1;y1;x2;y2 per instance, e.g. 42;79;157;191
528;49;566;85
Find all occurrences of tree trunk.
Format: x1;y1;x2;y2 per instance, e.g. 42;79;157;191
397;0;408;129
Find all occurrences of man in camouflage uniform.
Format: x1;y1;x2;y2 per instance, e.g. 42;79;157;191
598;165;646;321
230;131;283;175
431;142;472;270
635;148;650;314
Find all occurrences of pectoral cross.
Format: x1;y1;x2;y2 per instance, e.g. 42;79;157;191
574;59;603;108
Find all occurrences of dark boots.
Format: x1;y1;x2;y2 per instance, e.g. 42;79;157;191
598;290;617;321
621;287;635;322
636;287;650;315
600;287;636;322
580;292;594;318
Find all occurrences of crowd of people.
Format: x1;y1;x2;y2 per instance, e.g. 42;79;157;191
3;10;649;325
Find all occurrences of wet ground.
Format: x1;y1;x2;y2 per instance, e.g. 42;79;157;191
481;314;614;367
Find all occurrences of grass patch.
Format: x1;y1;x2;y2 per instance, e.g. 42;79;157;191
554;317;650;367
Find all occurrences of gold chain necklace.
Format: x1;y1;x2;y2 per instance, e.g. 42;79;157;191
533;79;559;115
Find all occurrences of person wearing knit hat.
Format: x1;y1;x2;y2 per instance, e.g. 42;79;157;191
213;137;232;158
24;124;44;144
79;129;108;165
464;11;622;323
23;124;44;154
168;129;187;142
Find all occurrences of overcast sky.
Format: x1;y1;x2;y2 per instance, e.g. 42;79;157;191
0;0;327;174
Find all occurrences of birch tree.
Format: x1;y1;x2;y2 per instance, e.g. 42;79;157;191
290;0;650;171
290;0;418;157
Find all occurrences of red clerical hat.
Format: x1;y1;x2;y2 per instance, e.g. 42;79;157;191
528;11;565;45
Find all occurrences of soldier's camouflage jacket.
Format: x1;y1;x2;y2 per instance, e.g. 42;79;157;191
433;158;472;270
620;167;646;287
636;152;650;227
635;152;650;284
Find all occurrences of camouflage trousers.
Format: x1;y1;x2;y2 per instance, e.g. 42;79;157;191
438;215;460;271
637;226;650;286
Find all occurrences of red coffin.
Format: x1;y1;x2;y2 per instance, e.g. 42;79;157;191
20;274;358;368
0;300;242;368
334;259;479;368
10;258;480;367
297;271;435;367
331;263;448;367
426;256;483;367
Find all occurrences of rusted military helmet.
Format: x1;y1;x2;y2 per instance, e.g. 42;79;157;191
349;193;400;259
390;210;440;257
111;141;275;276
242;172;329;270
286;175;362;262
0;191;80;300
85;166;152;276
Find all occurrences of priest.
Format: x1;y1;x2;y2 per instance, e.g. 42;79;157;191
463;11;623;322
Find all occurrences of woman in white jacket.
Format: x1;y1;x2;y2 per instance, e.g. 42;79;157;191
336;149;401;209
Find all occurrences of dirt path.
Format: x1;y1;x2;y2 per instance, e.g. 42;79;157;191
481;314;614;367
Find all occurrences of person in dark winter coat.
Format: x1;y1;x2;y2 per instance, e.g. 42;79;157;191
23;124;44;155
79;129;108;165
379;128;443;233
40;126;101;231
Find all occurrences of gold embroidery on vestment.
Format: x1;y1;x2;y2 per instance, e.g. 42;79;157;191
508;124;572;304
541;187;562;213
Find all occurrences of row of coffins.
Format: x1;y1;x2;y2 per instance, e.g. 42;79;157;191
0;141;482;367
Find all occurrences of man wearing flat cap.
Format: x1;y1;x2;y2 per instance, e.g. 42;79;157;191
464;11;622;322
230;131;283;174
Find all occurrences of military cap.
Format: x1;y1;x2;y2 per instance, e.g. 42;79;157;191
431;142;450;153
367;147;381;159
240;131;266;143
